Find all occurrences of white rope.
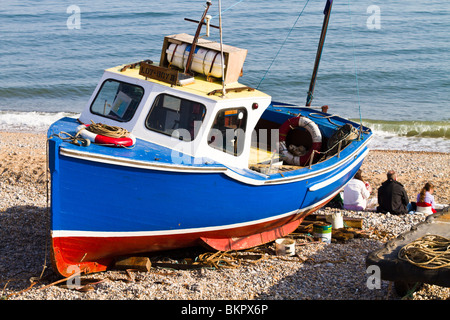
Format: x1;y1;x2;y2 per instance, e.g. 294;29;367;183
218;0;226;97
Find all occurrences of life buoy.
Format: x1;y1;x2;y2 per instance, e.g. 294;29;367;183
277;116;322;166
76;124;136;147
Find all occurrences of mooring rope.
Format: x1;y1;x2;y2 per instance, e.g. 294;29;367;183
347;0;363;130
49;131;89;147
193;250;270;269
257;0;311;89
212;0;245;19
398;235;450;270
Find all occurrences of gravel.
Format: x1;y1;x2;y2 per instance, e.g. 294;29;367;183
0;132;449;301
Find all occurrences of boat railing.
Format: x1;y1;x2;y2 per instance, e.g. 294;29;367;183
307;135;354;169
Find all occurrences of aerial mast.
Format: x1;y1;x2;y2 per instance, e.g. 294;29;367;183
184;1;213;75
306;0;333;106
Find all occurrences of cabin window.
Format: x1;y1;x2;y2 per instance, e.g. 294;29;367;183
90;79;144;122
145;94;206;142
207;107;247;156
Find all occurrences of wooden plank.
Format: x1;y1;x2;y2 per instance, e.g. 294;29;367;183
114;256;151;272
304;214;363;229
139;62;179;85
152;262;203;270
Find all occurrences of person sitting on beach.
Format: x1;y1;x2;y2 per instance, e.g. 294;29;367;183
343;169;375;211
415;182;436;215
377;170;410;215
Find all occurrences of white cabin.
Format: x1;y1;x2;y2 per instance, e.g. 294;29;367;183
78;34;272;169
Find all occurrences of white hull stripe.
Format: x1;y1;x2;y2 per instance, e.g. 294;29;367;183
308;149;369;191
59;135;372;186
52;188;340;239
262;136;372;185
60;148;226;173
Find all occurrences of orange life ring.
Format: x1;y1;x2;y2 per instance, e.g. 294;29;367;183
278;116;322;166
76;124;136;147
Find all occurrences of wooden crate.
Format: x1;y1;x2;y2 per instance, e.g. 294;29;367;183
160;33;248;84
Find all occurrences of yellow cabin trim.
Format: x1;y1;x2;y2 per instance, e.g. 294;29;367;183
106;65;270;101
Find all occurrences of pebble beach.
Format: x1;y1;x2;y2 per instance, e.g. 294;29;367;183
1;131;449;302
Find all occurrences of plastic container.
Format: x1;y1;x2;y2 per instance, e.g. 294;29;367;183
166;44;225;78
191;47;224;78
166;43;188;70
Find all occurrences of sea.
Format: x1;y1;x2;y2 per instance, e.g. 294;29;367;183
0;0;449;153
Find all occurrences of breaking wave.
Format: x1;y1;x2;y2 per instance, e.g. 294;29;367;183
358;119;450;139
0;111;78;133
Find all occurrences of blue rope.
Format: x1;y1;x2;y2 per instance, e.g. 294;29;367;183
347;0;362;126
212;0;246;19
257;0;311;89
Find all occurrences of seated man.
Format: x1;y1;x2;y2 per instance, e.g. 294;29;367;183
377;170;409;215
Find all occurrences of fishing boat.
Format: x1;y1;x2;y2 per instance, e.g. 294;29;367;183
47;0;372;277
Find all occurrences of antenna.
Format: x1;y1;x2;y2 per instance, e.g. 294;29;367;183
205;15;212;37
306;0;333;106
218;0;226;97
184;1;213;75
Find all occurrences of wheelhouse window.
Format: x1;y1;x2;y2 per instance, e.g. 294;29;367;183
90;79;144;122
208;107;247;156
145;94;206;142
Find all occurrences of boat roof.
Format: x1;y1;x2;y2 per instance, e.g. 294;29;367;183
105;64;271;102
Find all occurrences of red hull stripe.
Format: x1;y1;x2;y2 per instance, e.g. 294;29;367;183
51;190;338;277
52;208;301;238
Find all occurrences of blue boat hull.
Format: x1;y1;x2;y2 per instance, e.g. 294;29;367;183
48;114;371;276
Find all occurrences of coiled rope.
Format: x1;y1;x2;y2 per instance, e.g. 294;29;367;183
398;235;450;270
49;120;132;147
84;120;131;139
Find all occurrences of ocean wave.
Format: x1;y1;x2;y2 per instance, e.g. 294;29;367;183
0;111;78;133
358;119;450;139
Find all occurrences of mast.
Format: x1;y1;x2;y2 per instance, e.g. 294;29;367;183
306;0;333;106
184;1;212;75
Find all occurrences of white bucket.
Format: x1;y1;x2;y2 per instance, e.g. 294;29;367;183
331;212;344;229
275;238;296;256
